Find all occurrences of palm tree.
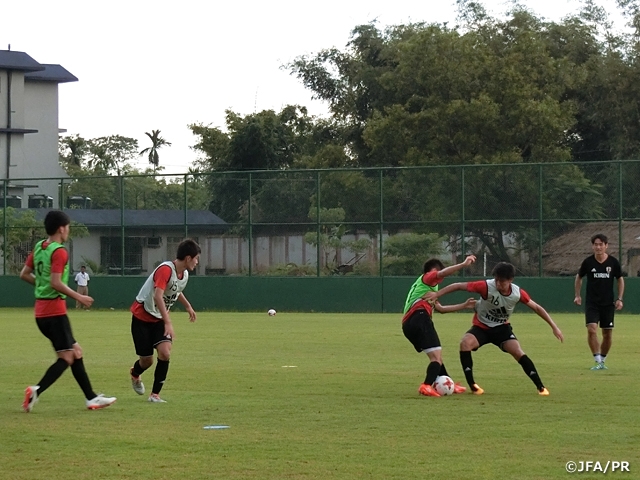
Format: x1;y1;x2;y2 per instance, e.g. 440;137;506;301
140;130;172;173
59;134;87;171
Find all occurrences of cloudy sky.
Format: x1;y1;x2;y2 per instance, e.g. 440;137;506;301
1;0;627;174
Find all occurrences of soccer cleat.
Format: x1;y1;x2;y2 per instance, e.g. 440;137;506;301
23;386;40;413
600;363;608;370
453;382;467;394
538;387;550;396
471;383;484;395
590;362;606;370
130;368;145;395
418;383;441;397
86;394;117;410
148;393;167;403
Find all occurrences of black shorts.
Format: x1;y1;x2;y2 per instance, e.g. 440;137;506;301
467;324;518;352
585;304;615;329
36;315;76;352
131;315;172;357
402;309;441;353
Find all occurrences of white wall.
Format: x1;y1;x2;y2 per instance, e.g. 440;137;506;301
0;72;67;206
205;233;381;274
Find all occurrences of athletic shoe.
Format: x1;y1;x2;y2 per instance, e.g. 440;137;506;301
453;382;467;394
130;368;145;395
86;394;117;410
538;387;550;396
148;393;167;403
418;383;440;397
471;383;484;395
23;385;40;413
600;363;608;370
590;362;606;370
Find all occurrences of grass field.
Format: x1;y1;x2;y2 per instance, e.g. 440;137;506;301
1;308;639;480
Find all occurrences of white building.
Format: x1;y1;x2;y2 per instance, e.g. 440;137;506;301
0;49;76;207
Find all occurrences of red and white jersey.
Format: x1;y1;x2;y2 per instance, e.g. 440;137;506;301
468;279;530;329
132;261;189;321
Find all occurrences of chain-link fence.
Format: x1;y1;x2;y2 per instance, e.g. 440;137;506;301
2;160;639;277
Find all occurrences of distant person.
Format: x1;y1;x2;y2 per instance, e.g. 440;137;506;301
402;254;477;397
74;265;90;309
19;210;116;412
574;234;624;370
128;239;200;403
426;262;563;396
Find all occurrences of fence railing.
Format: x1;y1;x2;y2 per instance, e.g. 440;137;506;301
2;160;639;278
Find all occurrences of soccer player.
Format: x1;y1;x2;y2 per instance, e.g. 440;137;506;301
402;254;477;397
425;262;563;396
574;233;624;370
128;239;200;403
19;210;117;412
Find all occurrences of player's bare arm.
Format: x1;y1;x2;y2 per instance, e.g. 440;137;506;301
436;255;476;279
177;293;197;322
423;282;469;303
19;265;35;285
525;299;564;342
154;287;175;338
616;276;625;311
573;274;583;306
50;272;93;308
434;298;476;314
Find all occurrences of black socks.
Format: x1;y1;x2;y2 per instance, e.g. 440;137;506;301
37;358;69;395
152;359;170;394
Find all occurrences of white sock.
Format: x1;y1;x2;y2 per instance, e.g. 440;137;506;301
594;354;602;363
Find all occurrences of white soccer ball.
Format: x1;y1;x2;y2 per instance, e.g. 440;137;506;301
434;375;455;396
268;309;277;316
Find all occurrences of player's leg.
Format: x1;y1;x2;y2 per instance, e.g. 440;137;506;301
599;306;614;368
424;348;443;386
601;329;612;358
149;340;172;402
68;343;96;400
402;310;441;396
459;327;483;394
585;306;603;368
502;338;547;394
130;316;155;394
24;316;74;412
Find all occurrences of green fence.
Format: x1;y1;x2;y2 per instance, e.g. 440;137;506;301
2;276;639;314
2;160;640;280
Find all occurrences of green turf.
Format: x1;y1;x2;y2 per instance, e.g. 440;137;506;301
1;308;638;479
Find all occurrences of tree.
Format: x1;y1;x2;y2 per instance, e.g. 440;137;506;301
140;130;172;173
58;135;208;211
0;208;89;274
86;135;139;176
287;8;608;267
59;134;88;174
189;106;320;224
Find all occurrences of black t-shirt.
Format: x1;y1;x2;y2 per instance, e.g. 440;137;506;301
578;254;622;306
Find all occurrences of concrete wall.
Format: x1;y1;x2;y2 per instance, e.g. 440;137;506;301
0;72;68;205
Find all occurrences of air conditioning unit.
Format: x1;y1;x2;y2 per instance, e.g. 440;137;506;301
146;237;162;248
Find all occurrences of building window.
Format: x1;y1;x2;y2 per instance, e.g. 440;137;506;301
101;237;143;275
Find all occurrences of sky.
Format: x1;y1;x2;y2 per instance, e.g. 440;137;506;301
1;0;629;174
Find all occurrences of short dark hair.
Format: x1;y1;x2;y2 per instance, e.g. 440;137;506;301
423;258;445;273
176;239;201;260
492;262;515;280
44;210;71;235
591;233;608;244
